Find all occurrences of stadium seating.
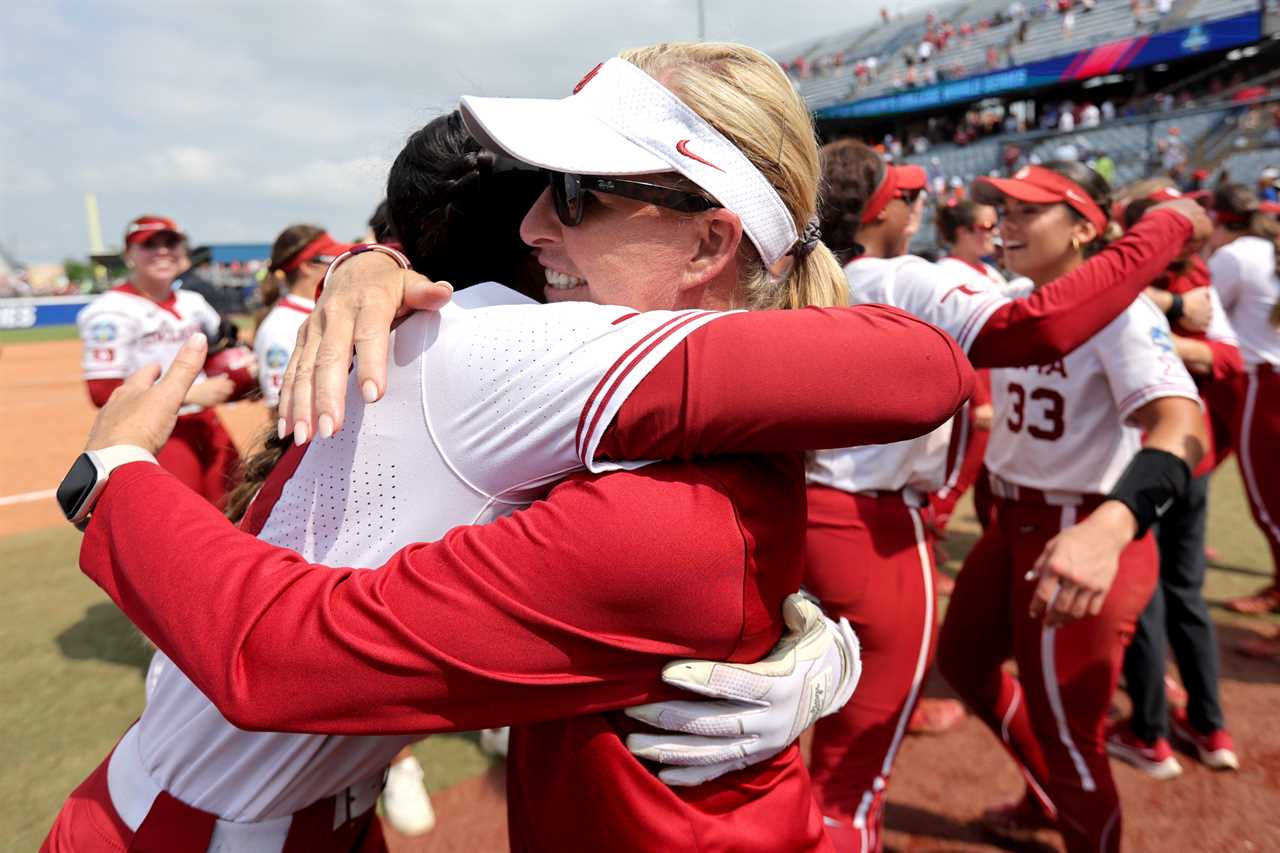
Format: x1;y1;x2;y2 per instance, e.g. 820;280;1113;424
1219;146;1280;182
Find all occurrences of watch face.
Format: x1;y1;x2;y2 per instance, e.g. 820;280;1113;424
57;454;101;520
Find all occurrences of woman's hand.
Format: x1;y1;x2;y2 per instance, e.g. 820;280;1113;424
86;334;207;455
184;375;236;409
1148;197;1212;254
278;253;453;444
1027;500;1135;628
1177;286;1213;333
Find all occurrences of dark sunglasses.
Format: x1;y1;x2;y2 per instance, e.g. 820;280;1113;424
138;234;184;251
547;171;721;226
893;187;924;205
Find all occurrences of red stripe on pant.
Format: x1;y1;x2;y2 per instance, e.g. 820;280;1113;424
938;497;1158;853
41;749;386;852
803;485;935;853
1235;367;1280;583
156;410;241;511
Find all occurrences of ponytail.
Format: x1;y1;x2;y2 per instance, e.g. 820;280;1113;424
779;243;850;310
224;427;290;524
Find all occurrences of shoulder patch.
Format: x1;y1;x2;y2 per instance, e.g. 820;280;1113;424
1149;325;1174;353
86;319;119;343
265;344;290;369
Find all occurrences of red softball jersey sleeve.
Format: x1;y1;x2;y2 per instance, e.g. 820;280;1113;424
599;303;974;461
81;456;800;735
967;209;1194;368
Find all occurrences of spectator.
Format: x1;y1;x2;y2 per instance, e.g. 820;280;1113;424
1101;99;1117;121
1160;126;1188;174
1059;103;1076;132
1092;150;1117;183
1260;167;1280;202
1080;101;1101;128
1156;0;1172;16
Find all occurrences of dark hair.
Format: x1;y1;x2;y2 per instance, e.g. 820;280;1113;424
1041;160;1117;253
1212;183;1280;324
385;110;545;287
817;139;885;259
227;113;547;524
368;200;396;244
935;199;985;244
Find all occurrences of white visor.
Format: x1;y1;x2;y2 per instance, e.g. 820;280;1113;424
460;57;799;268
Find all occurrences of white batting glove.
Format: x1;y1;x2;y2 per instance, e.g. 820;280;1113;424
624;593;861;787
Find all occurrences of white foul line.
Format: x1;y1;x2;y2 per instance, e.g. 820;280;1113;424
0;488;57;508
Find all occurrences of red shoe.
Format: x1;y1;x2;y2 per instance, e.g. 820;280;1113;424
1224;584;1280;615
1236;629;1280;661
1105;719;1183;780
1170;707;1239;770
907;698;965;735
978;794;1056;844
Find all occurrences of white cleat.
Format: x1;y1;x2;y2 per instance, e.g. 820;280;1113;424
381;754;436;836
479;726;510;758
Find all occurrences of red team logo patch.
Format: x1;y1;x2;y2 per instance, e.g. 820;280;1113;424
92;348;115;362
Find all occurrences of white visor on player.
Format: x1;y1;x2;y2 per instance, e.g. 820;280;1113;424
460;57;800;269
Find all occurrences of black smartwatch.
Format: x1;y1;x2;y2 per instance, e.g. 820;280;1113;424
56;446;156;531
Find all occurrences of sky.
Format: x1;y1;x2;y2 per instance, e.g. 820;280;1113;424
1;0;910;265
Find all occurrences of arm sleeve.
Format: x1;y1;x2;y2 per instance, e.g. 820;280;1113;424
86;378;123;408
968;210;1194;368
81;461;754;735
596;304;975;462
78;309;138;380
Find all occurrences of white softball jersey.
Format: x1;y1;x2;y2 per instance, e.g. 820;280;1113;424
985;289;1200;496
937;256;1009;289
77;284;221;380
117;283;727;835
1208;236;1280;368
252;295;314;407
807;256;1010;495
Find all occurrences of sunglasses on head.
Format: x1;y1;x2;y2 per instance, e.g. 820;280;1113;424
138;234;183;251
547;171;721;227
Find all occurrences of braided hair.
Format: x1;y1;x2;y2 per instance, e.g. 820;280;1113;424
386;110;544;288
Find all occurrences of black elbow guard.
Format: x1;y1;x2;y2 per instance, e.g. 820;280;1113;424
1106;448;1192;538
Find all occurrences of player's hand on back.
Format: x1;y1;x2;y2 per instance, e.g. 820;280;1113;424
624;594;861;786
1176;286;1213;334
85;333;208;456
1027;500;1136;628
278;252;453;444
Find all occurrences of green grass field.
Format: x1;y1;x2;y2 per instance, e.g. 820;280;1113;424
0;324;80;344
2;464;1274;850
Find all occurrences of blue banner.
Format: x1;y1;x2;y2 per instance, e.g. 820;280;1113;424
0;296;93;330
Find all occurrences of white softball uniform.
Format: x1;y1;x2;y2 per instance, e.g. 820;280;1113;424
807;256;1010;496
985;289;1200;495
112;283;726;845
77;284;221;381
1208;236;1280;368
252;295;314;407
937;256;1008;289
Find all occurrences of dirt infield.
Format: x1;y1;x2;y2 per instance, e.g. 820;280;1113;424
5;335;1278;851
0;338;269;533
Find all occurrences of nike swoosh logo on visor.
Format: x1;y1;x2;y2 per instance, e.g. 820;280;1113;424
675;139;724;172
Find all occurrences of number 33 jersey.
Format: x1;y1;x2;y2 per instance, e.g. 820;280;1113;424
985;289;1198;496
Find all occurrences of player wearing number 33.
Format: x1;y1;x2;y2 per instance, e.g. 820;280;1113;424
937;163;1206;853
802;143;1211;853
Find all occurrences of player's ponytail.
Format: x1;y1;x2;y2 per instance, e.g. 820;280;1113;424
224;429;289;524
817;139;884;262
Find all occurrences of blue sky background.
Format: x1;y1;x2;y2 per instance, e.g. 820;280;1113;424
1;0;898;263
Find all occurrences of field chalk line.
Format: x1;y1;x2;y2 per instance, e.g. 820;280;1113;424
0;488;57;508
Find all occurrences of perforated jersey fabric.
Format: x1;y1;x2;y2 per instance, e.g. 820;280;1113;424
126;283;726;824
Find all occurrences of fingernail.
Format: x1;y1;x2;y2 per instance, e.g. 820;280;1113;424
277;418;287;440
318;414;334;439
191;332;206;346
362;380;379;403
294;421;309;446
439;279;454;293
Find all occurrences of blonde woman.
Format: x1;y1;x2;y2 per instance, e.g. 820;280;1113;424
53;44;971;852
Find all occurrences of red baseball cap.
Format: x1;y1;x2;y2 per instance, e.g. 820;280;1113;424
125;215;185;247
972;166;1108;234
860;163;928;224
273;232;360;274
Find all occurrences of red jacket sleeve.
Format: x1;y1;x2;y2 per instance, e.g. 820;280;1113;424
86;378;123;408
1205;339;1245;383
967;209;1193;368
598;303;974;461
81;460;773;735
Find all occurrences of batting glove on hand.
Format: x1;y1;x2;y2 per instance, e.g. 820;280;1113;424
624;593;861;787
